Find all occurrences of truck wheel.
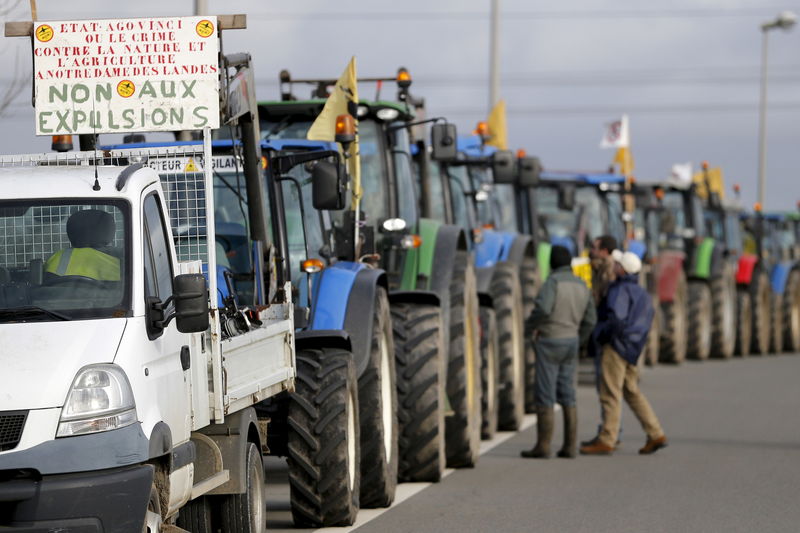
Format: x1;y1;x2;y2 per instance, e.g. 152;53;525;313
734;290;752;357
770;292;784;354
142;484;162;533
176;497;213;532
710;268;737;359
445;260;482;468
393;302;445;482
288;349;360;527
782;269;800;351
519;255;539;414
686;281;712;360
644;296;661;366
219;442;265;533
358;288;398;508
479;306;500;440
659;273;687;364
750;271;771;355
492;263;526;431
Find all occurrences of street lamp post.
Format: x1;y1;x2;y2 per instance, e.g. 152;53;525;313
757;11;796;207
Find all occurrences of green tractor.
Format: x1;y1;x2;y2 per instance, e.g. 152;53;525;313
259;69;483;474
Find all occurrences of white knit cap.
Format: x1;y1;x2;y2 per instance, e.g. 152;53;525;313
611;249;642;275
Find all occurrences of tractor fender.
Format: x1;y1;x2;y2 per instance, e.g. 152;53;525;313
309;261;387;377
655;250;686;303
735;253;758;286
504;234;535;267
295;329;352;353
691;237;716;280
388;290;440;307
475;229;505;268
475;265;495;296
428;223;470;336
770;261;794;295
537;242;552;281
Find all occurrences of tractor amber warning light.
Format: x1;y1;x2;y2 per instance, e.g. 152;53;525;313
516;149;527;158
733;184;741;194
474;121;490;138
335;114;356;145
302;258;325;273
702;161;710;170
654;188;665;200
754;202;763;212
52;135;73;152
397;67;412;88
401;234;423;249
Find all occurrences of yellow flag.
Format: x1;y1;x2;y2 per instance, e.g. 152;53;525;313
486;99;508;150
692;166;725;201
306;57;361;211
613;147;634;177
307;56;358;141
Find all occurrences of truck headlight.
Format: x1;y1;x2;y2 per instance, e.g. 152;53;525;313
56;364;137;437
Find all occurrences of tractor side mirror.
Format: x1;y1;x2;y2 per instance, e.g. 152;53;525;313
518;156;542;187
312;160;347;211
558;185;576;211
431;123;457;161
173;274;210;333
492;150;515;184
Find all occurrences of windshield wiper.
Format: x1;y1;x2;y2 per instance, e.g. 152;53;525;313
263;116;290;141
0;306;72;321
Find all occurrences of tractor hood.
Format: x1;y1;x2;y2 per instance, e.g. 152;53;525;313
0;319;126;410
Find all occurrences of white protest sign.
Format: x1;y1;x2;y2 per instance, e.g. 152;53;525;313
33;16;220;135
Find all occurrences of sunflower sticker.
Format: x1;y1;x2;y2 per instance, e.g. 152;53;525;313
35;24;54;43
196;19;214;38
117;80;135;98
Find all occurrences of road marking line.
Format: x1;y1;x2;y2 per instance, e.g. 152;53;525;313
314;412;543;533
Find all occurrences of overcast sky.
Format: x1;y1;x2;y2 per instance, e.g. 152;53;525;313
1;0;799;209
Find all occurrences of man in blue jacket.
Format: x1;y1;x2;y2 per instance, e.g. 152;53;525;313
580;250;668;455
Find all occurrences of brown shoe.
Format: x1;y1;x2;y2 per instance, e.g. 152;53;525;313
579;441;615;455
639;435;668;455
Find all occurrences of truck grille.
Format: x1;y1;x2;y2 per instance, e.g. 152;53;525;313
0;411;27;451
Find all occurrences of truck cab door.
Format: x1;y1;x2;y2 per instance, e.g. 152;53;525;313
141;190;192;445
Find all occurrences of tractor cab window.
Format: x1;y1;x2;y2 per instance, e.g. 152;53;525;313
446;164;476;232
425;160;447;223
390;126;419;227
470;165;493;227
605;191;626;245
491;184;518;233
357;119;389;228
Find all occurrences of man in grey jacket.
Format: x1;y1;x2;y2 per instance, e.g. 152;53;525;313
521;245;597;458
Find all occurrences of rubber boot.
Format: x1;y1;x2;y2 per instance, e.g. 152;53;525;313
557;406;577;458
520;407;554;458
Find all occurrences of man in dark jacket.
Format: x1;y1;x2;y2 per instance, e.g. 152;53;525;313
581;250;668;455
521;245;596;459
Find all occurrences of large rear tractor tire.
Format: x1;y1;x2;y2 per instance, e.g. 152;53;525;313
783;269;800;352
392;302;446;483
686;281;712;360
445;261;482;468
492;263;526;431
358;288;398;509
519;255;539;414
644;294;661;366
287;349;360;528
479;306;500;440
659;274;688;364
219;443;266;533
750;271;772;355
710;268;737;359
770;292;784;354
734;289;752;357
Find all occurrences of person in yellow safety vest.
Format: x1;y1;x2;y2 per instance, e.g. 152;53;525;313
44;209;121;281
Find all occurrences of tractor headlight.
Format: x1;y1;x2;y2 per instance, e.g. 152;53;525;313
57;364;137;437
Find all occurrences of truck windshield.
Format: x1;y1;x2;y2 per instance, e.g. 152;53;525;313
0;199;130;321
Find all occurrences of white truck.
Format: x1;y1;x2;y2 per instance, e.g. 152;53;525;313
0;14;361;533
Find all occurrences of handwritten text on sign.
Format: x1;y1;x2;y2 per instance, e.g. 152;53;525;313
33;16;220;135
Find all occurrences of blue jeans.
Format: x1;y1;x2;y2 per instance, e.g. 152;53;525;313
534;337;579;408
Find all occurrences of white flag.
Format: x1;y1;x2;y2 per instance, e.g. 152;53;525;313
600;114;630;149
668;162;693;186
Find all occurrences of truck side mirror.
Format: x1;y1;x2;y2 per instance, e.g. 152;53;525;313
518;156;542;187
312;160;347;210
173;274;210;333
431;123;457;161
558;185;576;211
492;150;515;184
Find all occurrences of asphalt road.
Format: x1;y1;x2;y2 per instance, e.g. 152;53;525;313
266;355;800;533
